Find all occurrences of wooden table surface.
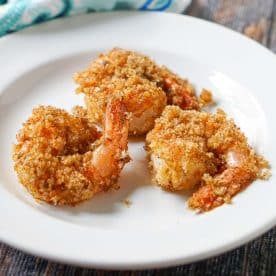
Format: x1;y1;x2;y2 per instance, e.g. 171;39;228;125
1;1;275;275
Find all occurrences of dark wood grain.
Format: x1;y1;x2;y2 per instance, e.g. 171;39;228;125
268;0;276;52
1;1;275;275
1;228;276;275
187;0;275;47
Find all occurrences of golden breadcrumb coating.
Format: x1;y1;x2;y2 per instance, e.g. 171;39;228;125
199;89;214;107
83;76;167;135
74;48;199;135
146;106;270;212
13;100;130;205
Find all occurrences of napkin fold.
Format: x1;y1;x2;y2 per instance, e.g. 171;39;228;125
0;0;191;36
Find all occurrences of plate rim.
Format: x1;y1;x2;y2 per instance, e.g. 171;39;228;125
0;11;275;269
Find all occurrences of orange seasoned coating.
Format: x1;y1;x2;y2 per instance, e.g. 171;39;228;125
159;65;199;110
146;106;218;191
146;106;270;212
74;48;199;135
13;106;99;205
199;89;214;107
83;76;167;135
13;100;130;205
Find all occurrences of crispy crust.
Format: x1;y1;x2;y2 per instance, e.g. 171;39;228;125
146;106;218;191
13;106;102;205
74;48;199;135
83;75;167;135
146;106;270;211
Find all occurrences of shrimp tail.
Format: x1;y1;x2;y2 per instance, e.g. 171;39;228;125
163;76;200;110
83;98;130;192
188;167;256;212
104;97;129;150
167;87;200;110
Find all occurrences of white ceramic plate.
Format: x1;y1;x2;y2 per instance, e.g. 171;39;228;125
0;12;275;269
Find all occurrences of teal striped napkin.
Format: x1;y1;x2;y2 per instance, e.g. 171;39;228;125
0;0;191;37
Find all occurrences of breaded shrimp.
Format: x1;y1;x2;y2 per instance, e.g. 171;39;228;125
145;106;270;212
74;48;199;135
158;65;199;110
13;99;130;205
83;76;167;135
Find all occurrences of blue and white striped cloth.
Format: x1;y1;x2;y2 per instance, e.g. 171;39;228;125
0;0;191;36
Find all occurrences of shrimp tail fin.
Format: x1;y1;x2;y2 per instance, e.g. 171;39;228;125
188;167;256;212
104;97;129;150
84;97;130;191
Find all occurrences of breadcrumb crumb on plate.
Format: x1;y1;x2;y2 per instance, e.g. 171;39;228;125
199;88;214;107
121;198;132;207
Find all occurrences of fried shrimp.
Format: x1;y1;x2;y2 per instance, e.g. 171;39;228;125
83;76;166;135
13;99;130;205
74;48;199;135
145;106;270;212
